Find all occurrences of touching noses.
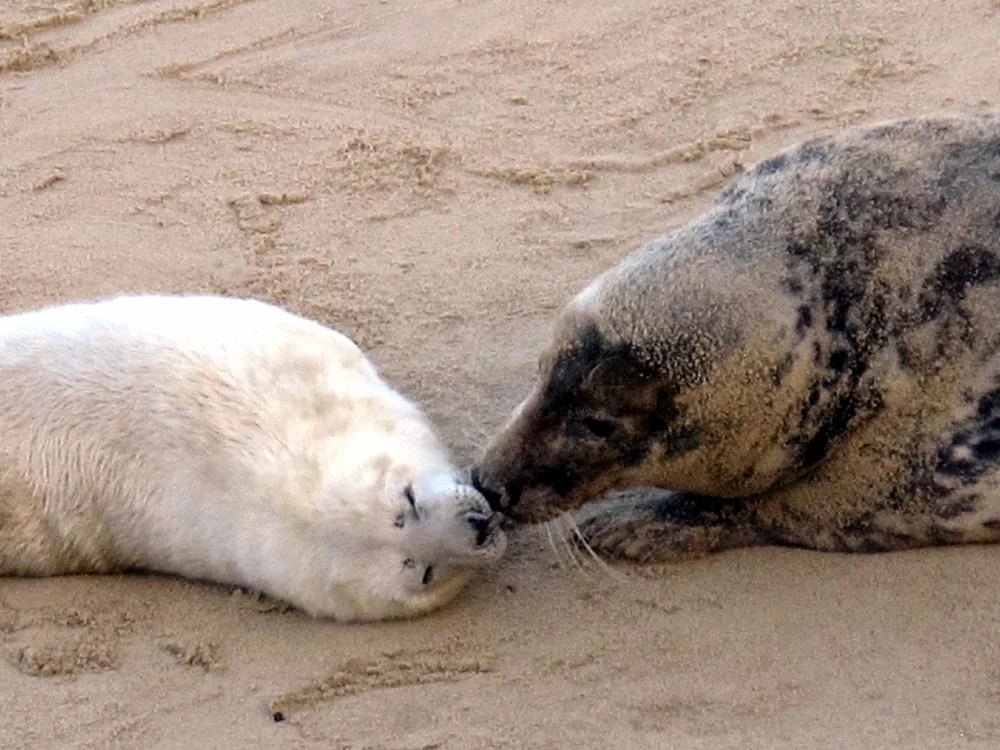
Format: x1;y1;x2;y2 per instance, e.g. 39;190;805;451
470;468;521;512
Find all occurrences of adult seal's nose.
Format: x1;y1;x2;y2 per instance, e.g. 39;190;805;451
470;468;505;512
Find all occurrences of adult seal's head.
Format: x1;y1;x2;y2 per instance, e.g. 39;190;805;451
472;240;792;522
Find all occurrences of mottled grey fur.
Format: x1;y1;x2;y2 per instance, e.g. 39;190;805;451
474;113;1000;562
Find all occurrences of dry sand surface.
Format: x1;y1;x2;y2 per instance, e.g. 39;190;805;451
2;0;1000;747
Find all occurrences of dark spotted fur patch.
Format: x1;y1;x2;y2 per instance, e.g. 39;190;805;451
934;493;980;520
871;381;1000;521
919;245;1000;322
938;383;1000;484
523;325;706;497
544;325;637;406
651;492;750;528
838;513;967;550
544;325;709;448
782;174;911;471
761;120;1000;471
795;305;813;335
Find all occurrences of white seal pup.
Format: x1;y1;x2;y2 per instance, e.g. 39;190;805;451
0;294;505;621
473;113;1000;562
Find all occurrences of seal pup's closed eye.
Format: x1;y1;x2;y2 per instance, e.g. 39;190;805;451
0;293;505;622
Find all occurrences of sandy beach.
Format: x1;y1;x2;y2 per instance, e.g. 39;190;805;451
2;0;1000;747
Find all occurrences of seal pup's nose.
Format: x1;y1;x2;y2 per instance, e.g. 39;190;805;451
470;468;504;511
466;512;500;547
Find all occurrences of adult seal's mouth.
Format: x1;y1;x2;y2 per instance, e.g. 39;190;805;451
470;468;505;513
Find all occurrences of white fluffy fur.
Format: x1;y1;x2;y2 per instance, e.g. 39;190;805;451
0;295;505;622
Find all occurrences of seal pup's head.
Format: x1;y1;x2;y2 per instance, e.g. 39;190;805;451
388;470;507;596
319;468;506;621
298;383;508;621
251;323;509;621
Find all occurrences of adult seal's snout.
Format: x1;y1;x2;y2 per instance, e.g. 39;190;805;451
470;468;506;512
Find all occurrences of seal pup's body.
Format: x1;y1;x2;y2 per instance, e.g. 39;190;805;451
474;113;1000;562
0;295;505;620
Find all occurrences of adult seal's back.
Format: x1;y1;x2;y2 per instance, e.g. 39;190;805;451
473;113;1000;562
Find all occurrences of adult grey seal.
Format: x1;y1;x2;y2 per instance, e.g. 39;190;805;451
473;113;1000;562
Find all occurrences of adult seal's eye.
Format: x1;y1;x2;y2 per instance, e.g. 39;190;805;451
581;416;617;438
422;566;434;585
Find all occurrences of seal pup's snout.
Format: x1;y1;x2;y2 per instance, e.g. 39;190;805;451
458;505;507;560
466;511;500;547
